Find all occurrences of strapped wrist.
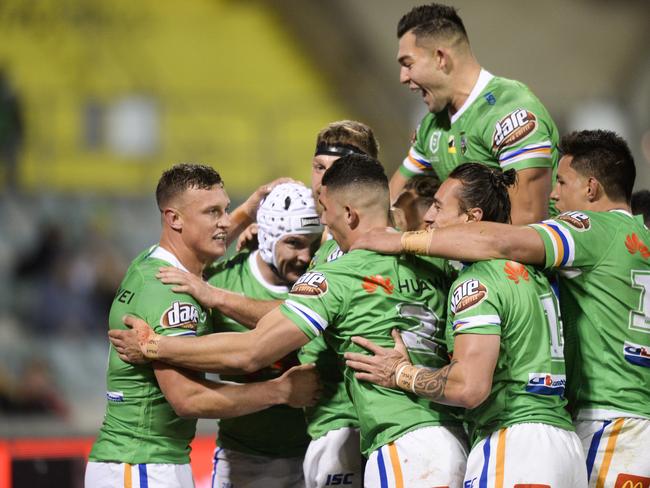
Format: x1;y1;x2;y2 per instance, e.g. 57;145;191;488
395;362;420;393
400;230;434;255
145;335;161;359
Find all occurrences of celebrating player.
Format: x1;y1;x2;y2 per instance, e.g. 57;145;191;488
111;154;468;488
85;164;320;488
352;130;650;486
391;3;559;223
346;163;587;487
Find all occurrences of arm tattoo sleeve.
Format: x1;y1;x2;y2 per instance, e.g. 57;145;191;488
413;360;458;401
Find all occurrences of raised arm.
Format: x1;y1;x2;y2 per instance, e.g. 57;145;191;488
509;167;551;224
110;307;310;374
155;361;320;419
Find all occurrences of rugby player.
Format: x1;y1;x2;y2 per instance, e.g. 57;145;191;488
86;164;320;488
352;129;650;486
391;3;559;224
346;163;587;487
158;182;323;488
390;174;440;231
111;154;468;487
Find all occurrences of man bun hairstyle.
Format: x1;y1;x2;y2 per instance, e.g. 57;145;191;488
156;163;223;211
321;153;388;192
560;130;635;203
449;163;516;224
397;3;468;42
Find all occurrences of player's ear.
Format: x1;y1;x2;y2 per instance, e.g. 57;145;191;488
586;176;602;202
345;205;360;229
466;207;483;223
163;207;183;231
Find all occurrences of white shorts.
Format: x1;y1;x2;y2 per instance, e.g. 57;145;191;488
576;417;650;487
303;426;362;488
211;447;305;488
464;423;587;488
85;461;194;488
364;425;468;488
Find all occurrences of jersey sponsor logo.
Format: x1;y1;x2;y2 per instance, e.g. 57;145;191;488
106;391;124;402
615;473;650;488
448;135;456;154
325;473;355;485
362;275;394;294
558;211;591;231
460;131;468;155
450;279;488;314
291;272;328;296
327;247;344;262
525;373;566;396
397;277;439;295
115;287;135;304
492;109;537;150
504;261;529;284
161;301;200;330
623;341;650;368
625;233;650;259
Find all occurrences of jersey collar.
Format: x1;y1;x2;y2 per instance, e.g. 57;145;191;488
150;245;190;272
450;68;494;125
609;208;634;218
248;250;290;293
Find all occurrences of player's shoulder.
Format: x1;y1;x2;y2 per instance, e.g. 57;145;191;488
205;249;250;282
487;75;540;105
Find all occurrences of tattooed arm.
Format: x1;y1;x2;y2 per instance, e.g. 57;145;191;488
345;331;499;408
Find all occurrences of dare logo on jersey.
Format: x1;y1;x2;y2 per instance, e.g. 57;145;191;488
525;373;566;396
492;109;537;150
450;279;488;314
623;341;650;368
558;211;591;231
161;301;200;330
614;473;650;488
291;272;328;296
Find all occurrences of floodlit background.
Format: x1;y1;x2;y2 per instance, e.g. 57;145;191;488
0;0;648;485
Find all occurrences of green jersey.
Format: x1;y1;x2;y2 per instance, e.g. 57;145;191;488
281;250;459;456
530;210;650;420
447;259;573;446
205;250;310;458
402;70;558;212
299;238;358;440
90;246;210;464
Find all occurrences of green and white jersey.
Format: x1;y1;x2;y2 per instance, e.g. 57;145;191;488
402;70;559;213
281;250;460;456
530;210;650;421
299;237;358;440
447;259;573;446
90;246;210;464
206;250;310;458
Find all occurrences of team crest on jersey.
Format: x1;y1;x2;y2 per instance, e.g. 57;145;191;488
361;275;394;294
623;341;650;368
448;135;456;154
614;473;650;488
557;211;591;231
525;373;566;396
161;301;200;330
459;131;467;155
504;261;529;284
291;272;328;296
625;233;650;259
450;279;488;314
492;108;537;150
428;130;442;154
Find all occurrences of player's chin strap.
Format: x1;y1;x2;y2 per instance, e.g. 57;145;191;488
314;141;366;157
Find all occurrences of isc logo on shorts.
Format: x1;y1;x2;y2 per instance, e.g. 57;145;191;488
450;279;488;314
161;301;200;329
623;341;650;368
492;108;537;150
525;373;566;396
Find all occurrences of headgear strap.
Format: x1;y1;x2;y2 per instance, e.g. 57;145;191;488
314;141;367;157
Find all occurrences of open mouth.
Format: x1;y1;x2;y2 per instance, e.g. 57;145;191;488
212;232;227;242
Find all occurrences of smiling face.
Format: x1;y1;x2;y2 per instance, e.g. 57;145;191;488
273;233;322;284
423;178;470;229
175;184;231;262
397;31;451;113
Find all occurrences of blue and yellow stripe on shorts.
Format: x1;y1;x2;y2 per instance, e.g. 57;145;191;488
477;428;508;488
585;418;625;488
376;442;404;488
123;463;149;488
531;220;575;268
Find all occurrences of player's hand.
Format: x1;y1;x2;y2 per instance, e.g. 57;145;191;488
235;223;259;252
109;315;160;363
344;329;411;389
349;227;402;254
241;177;297;219
156;267;220;309
275;363;322;408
